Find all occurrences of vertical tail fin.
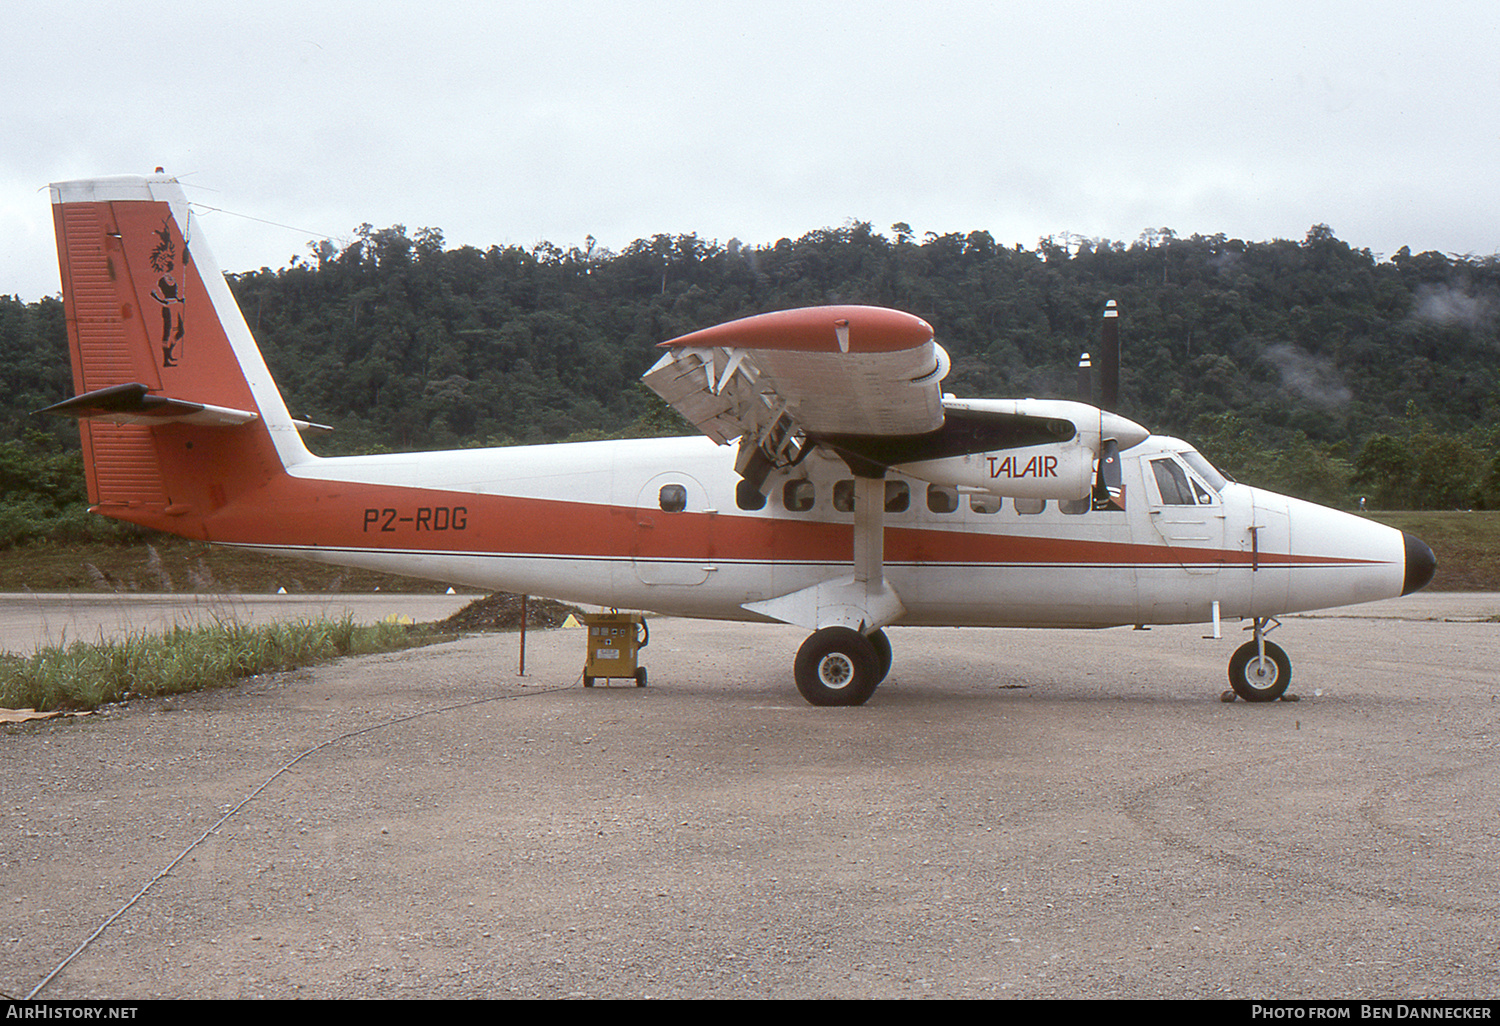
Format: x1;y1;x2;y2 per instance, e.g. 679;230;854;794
45;174;312;535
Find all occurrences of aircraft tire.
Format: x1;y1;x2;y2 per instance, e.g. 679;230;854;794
794;627;880;707
868;628;893;683
1227;640;1291;702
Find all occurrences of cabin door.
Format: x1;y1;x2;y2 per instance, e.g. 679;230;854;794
633;472;717;586
1144;454;1226;574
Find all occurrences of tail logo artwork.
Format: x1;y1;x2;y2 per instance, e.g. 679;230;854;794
148;217;187;366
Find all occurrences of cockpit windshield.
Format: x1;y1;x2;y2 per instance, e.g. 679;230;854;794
1178;449;1231;490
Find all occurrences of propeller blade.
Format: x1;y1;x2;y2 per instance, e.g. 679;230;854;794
1092;300;1126;509
1094;437;1125;511
1099;300;1119;412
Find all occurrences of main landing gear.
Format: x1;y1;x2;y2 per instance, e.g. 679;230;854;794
1225;617;1292;702
793;626;893;707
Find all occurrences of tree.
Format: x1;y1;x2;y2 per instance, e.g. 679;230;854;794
1353;434;1414;509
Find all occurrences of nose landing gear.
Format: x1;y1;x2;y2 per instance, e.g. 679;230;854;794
1226;617;1292;702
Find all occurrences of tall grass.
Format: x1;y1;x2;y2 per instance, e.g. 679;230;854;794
0;616;433;712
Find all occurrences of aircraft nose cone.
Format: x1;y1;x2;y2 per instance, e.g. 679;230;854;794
1401;532;1437;596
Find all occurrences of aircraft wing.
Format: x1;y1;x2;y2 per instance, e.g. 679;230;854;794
642;306;949;467
643;305;1149;502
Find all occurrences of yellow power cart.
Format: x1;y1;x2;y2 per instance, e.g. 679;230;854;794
582;611;649;688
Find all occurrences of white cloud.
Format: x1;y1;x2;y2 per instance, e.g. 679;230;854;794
4;0;1498;299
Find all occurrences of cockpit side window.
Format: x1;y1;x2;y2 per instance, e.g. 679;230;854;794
1151;458;1197;505
1179;449;1230;490
1151;457;1220;506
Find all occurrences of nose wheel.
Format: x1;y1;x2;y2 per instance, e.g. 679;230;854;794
1226;618;1292;702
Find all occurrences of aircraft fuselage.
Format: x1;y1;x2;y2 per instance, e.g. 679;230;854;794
185;429;1419;632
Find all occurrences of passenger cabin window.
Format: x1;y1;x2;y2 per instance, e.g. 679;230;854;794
833;480;856;513
927;485;959;514
783;479;815;512
970;493;1002;514
884;480;910;513
832;479;908;513
1151;458;1214;505
1059;497;1089;515
1014;498;1045;515
818;478;914;514
659;484;687;513
736;479;767;510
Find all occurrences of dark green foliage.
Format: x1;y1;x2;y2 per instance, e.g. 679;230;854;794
0;295;71;444
1353;421;1497;510
0;430;139;545
5;220;1500;514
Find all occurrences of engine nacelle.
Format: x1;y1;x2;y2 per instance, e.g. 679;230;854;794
894;439;1096;500
888;397;1147;499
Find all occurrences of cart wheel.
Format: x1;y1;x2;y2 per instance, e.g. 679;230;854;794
583;674;595;688
635;667;648;688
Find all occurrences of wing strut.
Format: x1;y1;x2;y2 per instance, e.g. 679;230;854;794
851;474;888;608
743;469;903;634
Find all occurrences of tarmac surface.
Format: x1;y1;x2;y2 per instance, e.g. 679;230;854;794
1;592;1497;999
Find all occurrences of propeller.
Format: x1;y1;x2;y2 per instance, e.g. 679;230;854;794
1091;300;1126;511
1098;299;1119;412
1094;437;1124;509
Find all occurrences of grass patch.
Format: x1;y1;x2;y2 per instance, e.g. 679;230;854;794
0;615;438;712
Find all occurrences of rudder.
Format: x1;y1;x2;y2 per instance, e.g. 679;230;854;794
45;174;312;535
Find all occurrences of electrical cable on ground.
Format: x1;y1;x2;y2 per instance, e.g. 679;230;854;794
24;680;577;1000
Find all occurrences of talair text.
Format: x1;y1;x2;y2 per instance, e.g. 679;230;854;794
987;454;1059;479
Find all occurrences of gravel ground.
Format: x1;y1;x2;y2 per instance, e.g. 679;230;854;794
1;594;1497;999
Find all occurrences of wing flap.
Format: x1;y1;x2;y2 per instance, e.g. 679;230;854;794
643;306;948;448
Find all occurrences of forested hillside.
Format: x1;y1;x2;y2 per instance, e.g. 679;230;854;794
3;219;1498;545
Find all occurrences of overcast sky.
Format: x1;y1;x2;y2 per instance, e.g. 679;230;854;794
4;1;1497;301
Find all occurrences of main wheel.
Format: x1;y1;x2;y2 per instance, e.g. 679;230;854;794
794;627;880;706
868;628;893;683
1228;640;1291;702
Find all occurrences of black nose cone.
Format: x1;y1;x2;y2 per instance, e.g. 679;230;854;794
1401;532;1437;595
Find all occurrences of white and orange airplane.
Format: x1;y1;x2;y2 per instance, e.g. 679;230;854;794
42;174;1436;705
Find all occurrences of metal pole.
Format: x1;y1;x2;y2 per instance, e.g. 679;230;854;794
518;594;527;676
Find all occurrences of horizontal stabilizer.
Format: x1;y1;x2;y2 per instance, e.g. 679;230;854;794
41;383;333;435
40;382;259;427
